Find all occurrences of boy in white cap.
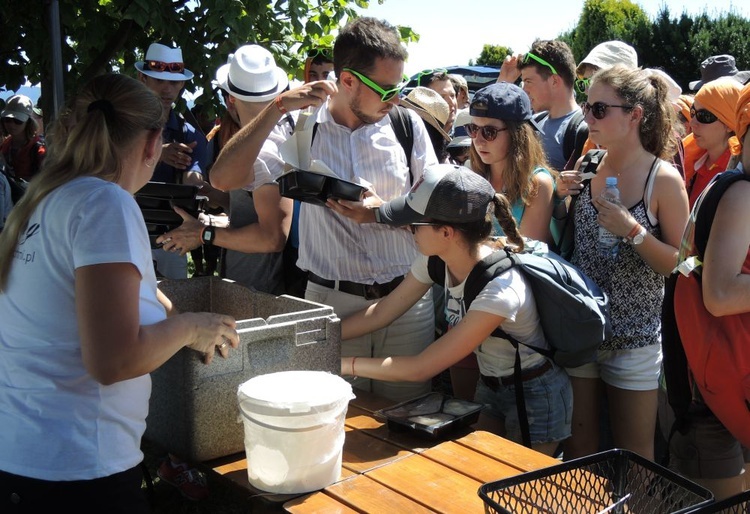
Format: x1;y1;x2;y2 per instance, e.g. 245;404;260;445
136;42;209;279
157;45;297;296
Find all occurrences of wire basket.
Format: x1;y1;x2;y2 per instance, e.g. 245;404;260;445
478;449;713;514
686;490;750;513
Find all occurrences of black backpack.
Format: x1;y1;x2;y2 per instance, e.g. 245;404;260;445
428;246;611;446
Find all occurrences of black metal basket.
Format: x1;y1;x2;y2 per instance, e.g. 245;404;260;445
478;449;713;514
686;489;750;513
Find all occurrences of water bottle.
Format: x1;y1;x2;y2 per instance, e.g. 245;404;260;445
598;177;621;257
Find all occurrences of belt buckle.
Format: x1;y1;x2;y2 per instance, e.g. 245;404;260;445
364;283;381;301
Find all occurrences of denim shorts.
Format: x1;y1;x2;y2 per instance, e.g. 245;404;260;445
474;362;573;445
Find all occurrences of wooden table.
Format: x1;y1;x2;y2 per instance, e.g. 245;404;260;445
204;389;559;513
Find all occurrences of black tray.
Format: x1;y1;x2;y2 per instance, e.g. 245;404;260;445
479;449;713;514
375;392;484;439
278;169;366;206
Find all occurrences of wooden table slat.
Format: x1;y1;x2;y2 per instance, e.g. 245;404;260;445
323;474;439;514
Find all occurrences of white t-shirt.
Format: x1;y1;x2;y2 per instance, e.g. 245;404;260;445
0;176;165;480
411;251;548;377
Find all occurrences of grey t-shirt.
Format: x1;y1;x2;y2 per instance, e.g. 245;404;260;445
539;110;580;171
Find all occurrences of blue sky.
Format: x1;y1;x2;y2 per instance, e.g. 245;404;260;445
356;0;750;76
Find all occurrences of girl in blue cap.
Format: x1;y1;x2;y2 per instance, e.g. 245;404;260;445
339;163;572;456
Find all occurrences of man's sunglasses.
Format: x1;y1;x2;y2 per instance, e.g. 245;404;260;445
582;101;633;120
343;68;407;103
2;117;24;125
574;77;591;94
306;47;333;61
409;222;442;234
465;123;509;142
690;107;718;124
146;60;185;73
415;68;448;87
522;52;558;75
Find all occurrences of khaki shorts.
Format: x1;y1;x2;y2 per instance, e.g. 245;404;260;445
670;405;750;480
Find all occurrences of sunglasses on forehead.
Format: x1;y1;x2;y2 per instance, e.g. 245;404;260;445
522;52;558;75
465;123;509;142
582;101;633;120
306;47;333;61
343;68;407;103
690;107;718;124
146;60;185;73
415;68;448;87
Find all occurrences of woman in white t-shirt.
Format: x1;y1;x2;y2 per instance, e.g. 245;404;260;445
0;74;239;513
339;164;572;455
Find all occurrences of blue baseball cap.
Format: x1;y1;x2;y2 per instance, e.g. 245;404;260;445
469;82;543;133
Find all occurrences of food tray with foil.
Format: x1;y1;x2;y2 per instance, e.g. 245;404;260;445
375;392;484;439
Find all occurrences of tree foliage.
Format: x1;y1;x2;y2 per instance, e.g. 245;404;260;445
0;0;418;120
484;1;750;93
473;45;513;67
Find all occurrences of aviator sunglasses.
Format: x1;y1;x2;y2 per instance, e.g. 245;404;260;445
343;68;407;102
465;123;509;142
690;107;718;124
146;60;185;73
582;101;633;120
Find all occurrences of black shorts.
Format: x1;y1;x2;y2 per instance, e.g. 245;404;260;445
0;464;149;513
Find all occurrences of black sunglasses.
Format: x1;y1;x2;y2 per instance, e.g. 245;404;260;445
2;117;24;125
690;107;718;124
465;123;509;142
409;222;442;234
582;101;633;120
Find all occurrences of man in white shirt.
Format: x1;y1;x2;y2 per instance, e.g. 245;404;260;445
210;17;438;401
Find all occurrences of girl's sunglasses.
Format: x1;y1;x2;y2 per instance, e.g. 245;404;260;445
465;123;508;142
690;107;718;124
582;101;633;120
409;222;441;234
146;60;185;73
2;117;24;125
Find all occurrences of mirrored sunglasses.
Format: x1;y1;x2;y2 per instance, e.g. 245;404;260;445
689;107;718;124
146;60;185;73
582;101;633;120
465;123;509;142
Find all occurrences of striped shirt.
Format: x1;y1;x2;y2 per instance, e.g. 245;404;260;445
297;102;438;283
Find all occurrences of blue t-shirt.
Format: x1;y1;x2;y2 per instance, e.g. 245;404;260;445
151;110;208;183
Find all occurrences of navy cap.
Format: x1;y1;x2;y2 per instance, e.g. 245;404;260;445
469;82;543;133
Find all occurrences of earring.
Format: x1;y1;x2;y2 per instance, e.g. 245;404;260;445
145;158;155;168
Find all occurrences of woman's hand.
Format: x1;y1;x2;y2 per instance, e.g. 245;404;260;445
593;196;636;237
182;312;239;365
556;170;583;199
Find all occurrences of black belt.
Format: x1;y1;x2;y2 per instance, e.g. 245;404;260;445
480;360;553;391
307;272;404;300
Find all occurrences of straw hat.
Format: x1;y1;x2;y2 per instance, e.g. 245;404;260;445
401;87;451;141
215;45;289;102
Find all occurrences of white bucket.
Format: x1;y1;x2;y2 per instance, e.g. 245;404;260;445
237;370;354;494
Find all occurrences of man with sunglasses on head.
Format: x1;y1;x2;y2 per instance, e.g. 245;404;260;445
304;47;335;82
416;69;458;133
136;42;210;279
210;17;439;403
517;40;588;172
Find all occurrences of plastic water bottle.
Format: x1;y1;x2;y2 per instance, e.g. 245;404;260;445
598;177;621;258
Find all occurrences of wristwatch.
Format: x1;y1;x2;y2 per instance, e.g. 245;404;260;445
201;226;216;246
629;225;647;246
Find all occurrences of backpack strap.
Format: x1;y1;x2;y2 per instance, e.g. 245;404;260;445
562;110;588;169
311;106;414;185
